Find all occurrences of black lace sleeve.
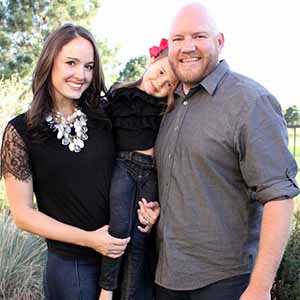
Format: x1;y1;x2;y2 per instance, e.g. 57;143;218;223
0;123;32;181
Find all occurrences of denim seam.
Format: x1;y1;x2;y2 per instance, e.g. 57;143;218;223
74;259;82;300
123;250;133;300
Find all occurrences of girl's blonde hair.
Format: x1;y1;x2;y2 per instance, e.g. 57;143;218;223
112;48;178;113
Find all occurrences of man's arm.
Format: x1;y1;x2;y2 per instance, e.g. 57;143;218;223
240;198;294;300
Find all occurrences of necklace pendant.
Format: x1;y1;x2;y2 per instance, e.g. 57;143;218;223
46;115;53;122
74;145;81;153
75;139;84;148
57;130;63;139
46;108;88;153
62;137;70;145
65;126;72;134
69;142;75;152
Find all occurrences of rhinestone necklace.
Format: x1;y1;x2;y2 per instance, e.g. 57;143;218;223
46;107;88;153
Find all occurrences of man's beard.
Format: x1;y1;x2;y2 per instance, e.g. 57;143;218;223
169;59;204;86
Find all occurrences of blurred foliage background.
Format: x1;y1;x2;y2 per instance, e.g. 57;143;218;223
0;1;299;299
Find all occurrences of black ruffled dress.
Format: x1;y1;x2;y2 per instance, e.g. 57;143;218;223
107;86;167;151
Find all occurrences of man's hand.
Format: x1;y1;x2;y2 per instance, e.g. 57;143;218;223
240;285;271;300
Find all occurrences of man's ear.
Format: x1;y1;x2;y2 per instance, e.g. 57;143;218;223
217;32;225;51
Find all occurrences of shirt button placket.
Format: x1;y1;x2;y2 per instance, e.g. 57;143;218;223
165;100;187;191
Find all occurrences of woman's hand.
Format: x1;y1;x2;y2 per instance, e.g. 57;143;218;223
137;198;160;233
87;225;130;258
5;176;130;259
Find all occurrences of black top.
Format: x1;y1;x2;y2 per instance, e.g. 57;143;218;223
1;111;115;261
107;86;167;151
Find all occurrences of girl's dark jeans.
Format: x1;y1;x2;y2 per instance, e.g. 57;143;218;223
99;151;158;300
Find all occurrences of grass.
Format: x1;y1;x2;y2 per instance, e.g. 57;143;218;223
0;209;46;300
288;128;300;157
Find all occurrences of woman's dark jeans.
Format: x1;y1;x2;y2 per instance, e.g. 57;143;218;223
99;151;158;300
43;251;101;300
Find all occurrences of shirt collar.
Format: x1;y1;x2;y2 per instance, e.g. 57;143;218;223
175;60;230;97
200;60;229;95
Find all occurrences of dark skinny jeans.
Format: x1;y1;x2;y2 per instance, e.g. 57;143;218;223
99;151;158;300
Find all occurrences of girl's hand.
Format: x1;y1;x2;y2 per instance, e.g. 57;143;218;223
137;198;160;233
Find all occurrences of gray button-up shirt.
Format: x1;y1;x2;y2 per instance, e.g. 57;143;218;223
155;60;299;290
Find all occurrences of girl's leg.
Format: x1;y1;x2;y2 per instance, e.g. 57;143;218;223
44;251;101;300
99;160;137;294
108;161;137;239
121;167;158;300
121;218;149;300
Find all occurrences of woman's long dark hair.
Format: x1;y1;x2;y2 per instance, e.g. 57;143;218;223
26;23;108;139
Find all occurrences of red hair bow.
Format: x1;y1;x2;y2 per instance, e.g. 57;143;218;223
149;38;168;58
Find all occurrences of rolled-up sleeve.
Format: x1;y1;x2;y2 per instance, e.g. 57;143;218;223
236;93;299;204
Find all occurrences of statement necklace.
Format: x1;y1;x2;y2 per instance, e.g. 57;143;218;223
46;107;88;153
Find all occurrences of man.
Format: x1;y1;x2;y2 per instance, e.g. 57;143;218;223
154;3;299;300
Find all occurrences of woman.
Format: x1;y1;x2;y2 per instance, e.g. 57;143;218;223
0;24;130;300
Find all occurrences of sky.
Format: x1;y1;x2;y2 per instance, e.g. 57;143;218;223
93;0;300;109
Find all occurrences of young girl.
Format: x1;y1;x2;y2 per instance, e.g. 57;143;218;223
99;39;177;300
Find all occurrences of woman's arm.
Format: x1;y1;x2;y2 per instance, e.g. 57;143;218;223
5;176;129;258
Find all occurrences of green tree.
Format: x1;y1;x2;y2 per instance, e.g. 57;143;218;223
118;55;147;82
98;39;122;87
0;0;101;78
284;105;300;126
